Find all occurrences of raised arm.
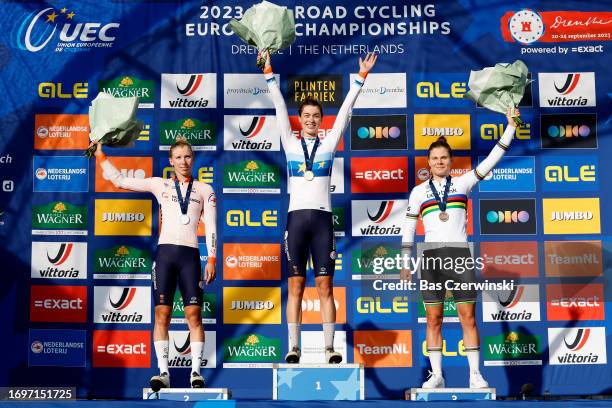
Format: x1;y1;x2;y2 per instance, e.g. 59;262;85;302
329;53;378;149
94;143;154;193
458;108;519;192
400;188;421;280
201;184;217;284
261;52;292;150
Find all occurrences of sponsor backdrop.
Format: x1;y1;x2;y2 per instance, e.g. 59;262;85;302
0;0;610;400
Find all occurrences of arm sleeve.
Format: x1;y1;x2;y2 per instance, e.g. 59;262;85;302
264;72;293;150
401;189;421;252
99;158;154;193
459;125;516;193
329;74;366;149
201;185;217;259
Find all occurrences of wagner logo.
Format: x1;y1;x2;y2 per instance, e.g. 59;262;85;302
353;73;407;108
34;114;89;150
223;243;280;280
352;200;405;236
541;114;597;149
31;241;87;279
350;115;407;151
38;82;88;99
549;327;607;365
542;198;600;235
94;245;151;279
351;157;408;193
30;285;87;323
538;73;596;108
223;115;280;151
414;114;470;150
480;241;538;278
542;155;598;192
484;332;542;366
353;330;412;368
95;157;152;193
223;334;281;365
15;7;119;52
412;73;470;107
301;287;346;324
287;75;343;108
547;284;604;321
98;76;155;108
544;241;602;277
168;331;216;368
160;118;216;151
172;292;215;324
93;286;151;324
223;287;281;324
94;199;152;236
161;73;216;109
479;199;536;235
32;201;87;236
93;330;150;368
223;160;280;194
483;284;540;322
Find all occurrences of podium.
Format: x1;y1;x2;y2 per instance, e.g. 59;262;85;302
143;388;231;401
408;388;496;401
273;364;364;400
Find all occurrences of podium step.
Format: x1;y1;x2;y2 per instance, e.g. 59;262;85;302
143;388;231;401
273;363;364;400
408;387;496;401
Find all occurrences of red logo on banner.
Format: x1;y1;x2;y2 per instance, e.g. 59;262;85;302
501;10;612;44
546;284;604;321
93;330;151;368
480;241;538;278
289;115;343;151
30;285;87;323
414;157;472;186
351;157;408;193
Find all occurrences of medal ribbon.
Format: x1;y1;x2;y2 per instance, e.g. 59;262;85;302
174;177;194;216
300;136;320;174
428;176;452;213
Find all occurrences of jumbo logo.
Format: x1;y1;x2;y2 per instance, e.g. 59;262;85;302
38;82;88;98
94;199;152;236
543;198;600;235
413;114;470;150
223;287;281;324
16;7;119;52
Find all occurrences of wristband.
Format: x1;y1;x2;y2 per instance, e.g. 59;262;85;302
358;71;368;79
263;66;273;74
96;152;107;161
207;257;216;264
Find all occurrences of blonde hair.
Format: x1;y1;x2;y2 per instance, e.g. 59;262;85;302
169;136;193;158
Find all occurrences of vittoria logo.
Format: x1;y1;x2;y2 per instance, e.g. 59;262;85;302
223;115;280;151
538;73;596;108
15;7;120;52
93;286;151;323
161;73;217;109
483;284;540;322
31;242;87;279
549;327;607;365
352;200;406;236
168;331;215;368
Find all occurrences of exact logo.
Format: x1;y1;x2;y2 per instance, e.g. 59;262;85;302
30;285;87;323
480;241;538;278
93;330;150;368
161;73;217;109
351;157;408;193
16;7;120;52
547;284;604;321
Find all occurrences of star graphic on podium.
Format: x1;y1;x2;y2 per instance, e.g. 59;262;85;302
277;368;302;389
331;368;360;400
297;162;307;174
317;161;327;169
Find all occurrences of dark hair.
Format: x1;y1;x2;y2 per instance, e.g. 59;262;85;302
427;136;453;158
169;136;194;158
298;96;323;117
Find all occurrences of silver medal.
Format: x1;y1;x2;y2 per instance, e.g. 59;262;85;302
304;170;314;181
180;214;191;225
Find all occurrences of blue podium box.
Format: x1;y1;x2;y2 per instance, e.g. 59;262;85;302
409;388;496;401
142;388;231;401
273;363;364;401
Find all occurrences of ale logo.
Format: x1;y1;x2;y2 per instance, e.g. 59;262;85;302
223;160;280;194
223;334;281;363
483;332;542;366
98;76;155;108
32;201;87;236
16;7;120;52
483;284;540;322
159;118;216;151
38;82;88;99
549;327;607;365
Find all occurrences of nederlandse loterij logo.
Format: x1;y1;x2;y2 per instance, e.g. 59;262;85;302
16;7;120;52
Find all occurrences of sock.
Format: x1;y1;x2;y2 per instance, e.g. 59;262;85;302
322;322;335;350
465;346;481;374
190;341;204;375
154;340;169;375
427;347;442;375
288;322;301;350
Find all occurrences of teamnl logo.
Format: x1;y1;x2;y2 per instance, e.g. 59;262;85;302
15;7;120;52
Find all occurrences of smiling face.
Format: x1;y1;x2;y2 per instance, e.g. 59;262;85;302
299;104;322;138
428;146;453;178
169;145;193;179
